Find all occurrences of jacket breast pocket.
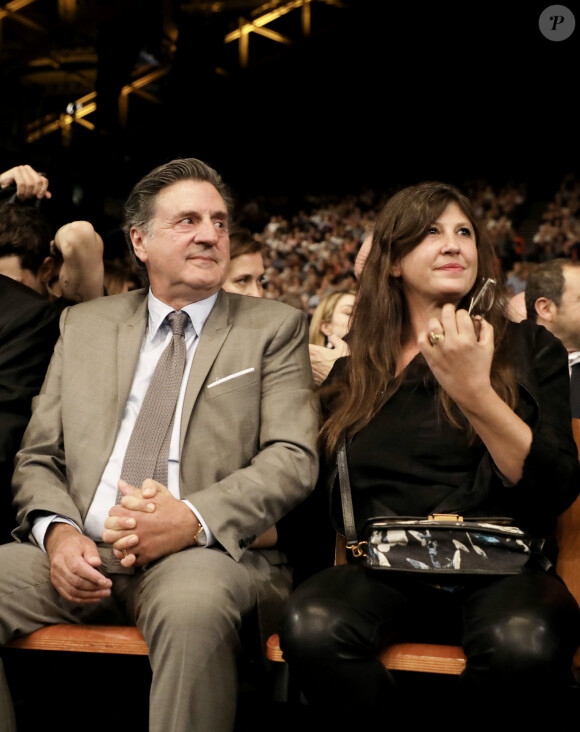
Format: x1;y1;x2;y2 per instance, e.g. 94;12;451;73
204;368;260;400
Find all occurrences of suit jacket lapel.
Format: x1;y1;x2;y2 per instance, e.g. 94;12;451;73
180;290;231;451
116;294;148;428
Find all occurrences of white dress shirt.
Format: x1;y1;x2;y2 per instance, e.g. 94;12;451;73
568;351;580;376
33;290;217;549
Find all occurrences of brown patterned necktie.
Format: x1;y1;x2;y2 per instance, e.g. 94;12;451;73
109;310;190;574
120;310;190;490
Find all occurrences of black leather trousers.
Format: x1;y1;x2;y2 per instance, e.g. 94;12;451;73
278;564;580;725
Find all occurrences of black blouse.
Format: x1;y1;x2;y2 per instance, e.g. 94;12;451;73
347;355;486;529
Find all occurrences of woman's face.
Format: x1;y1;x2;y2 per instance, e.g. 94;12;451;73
222;252;265;298
321;293;355;341
392;202;478;308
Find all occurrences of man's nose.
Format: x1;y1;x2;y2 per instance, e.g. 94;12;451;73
194;219;219;245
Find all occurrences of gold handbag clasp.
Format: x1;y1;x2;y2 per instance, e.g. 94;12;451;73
347;541;368;558
428;514;464;522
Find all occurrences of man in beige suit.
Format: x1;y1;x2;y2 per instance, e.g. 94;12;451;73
0;159;318;731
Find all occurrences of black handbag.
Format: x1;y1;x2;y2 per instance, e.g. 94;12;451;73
335;436;542;575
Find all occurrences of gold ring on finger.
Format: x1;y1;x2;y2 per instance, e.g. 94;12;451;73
428;331;445;346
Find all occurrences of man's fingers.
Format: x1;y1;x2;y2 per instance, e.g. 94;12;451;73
141;479;164;499
116;479;156;511
120;494;155;512
113;548;137;568
117;478;138;496
35;176;51;199
60;548;109;587
0;165;52;200
80;536;103;565
112;534;138;552
104;515;136;531
50;562;111;604
102;525;137;545
66;560;110;588
54;581;111;604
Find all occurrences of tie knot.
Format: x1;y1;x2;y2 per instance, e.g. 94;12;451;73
167;310;188;337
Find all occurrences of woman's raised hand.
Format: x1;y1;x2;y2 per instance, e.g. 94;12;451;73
418;303;495;409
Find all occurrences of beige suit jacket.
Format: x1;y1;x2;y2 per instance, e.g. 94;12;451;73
12;288;319;563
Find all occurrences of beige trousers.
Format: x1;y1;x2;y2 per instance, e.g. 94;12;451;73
0;541;290;732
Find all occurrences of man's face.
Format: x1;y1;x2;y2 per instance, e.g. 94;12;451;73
131;179;230;307
0;254;45;295
553;266;580;352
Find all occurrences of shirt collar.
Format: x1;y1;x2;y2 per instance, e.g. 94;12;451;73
147;289;218;341
568;351;580;368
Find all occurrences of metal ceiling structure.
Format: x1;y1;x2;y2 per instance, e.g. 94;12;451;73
0;0;345;147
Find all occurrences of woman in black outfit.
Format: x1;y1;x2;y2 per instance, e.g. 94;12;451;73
278;182;580;722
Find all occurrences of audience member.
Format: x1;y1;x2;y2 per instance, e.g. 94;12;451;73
0;275;60;543
49;220;105;302
222;226;265;298
525;258;580;416
0;164;105;305
504;260;529;296
308;290;355;386
0;203;55;295
309;290;355;347
103;257;139;295
0;165;51;202
0;157;318;732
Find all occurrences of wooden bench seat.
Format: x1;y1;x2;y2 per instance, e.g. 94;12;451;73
3;624;148;655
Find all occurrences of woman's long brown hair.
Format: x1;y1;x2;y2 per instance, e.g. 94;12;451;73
320;182;517;457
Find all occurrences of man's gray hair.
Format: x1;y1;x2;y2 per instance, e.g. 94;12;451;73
122;158;233;284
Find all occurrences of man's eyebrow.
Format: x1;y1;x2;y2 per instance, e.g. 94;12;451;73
172;209;228;221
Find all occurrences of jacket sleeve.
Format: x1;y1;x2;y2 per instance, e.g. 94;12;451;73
11;306;86;540
0;282;60;541
508;321;580;520
183;306;320;562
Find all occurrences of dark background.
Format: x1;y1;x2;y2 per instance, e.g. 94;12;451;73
1;0;578;240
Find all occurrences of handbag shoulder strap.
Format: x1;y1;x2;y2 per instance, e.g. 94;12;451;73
337;434;358;547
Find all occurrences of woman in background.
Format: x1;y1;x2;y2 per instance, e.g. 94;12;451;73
308;289;356;347
222;227;265;298
308;289;355;384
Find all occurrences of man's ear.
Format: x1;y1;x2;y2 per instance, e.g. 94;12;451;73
130;227;148;264
37;256;56;284
535;297;557;323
